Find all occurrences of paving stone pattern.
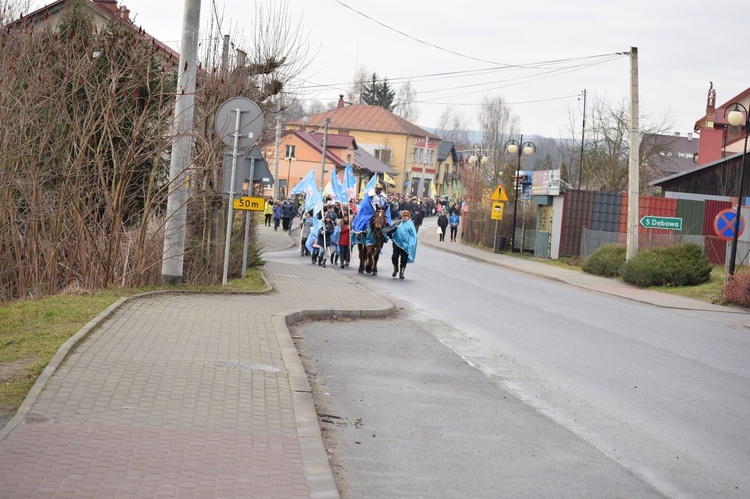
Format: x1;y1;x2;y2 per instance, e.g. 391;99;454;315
0;258;391;498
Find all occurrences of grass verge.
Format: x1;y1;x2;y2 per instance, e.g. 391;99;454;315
0;268;268;425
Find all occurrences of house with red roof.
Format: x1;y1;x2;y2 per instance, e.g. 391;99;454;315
693;83;749;166
4;0;180;63
259;129;396;198
289;95;442;197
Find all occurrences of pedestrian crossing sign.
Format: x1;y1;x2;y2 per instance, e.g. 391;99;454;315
490;184;509;202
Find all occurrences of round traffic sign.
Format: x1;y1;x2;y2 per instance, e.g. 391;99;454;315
714;208;744;241
214;97;264;148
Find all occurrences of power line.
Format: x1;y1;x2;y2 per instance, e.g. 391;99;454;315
333;0;621;70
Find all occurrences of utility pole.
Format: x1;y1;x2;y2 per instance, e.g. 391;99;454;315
420;137;428;198
626;47;640;261
320;118;330;190
274;116;281;199
161;0;201;285
220;34;229;75
578;89;587;189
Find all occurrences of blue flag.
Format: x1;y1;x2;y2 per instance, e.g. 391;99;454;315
331;170;348;203
307;189;324;216
306;217;323;253
291;167;317;196
361;174;378;200
344;162;357;201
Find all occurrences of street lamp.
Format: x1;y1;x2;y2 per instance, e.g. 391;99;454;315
284;144;296;198
506;136;536;253
725;103;749;275
468;150;489;169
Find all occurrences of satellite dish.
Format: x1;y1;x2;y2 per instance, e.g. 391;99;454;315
214;97;264;148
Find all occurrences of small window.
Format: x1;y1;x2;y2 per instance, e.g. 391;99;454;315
375;149;391;165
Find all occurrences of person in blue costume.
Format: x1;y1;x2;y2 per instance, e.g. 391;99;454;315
351;183;391;239
390;210;418;279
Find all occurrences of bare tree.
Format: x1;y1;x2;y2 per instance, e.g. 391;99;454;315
348;65;368;105
184;0;312;282
0;0;312;301
577;96;674;192
394;80;419;123
0;0;31;25
436;106;471;146
480;96;518;185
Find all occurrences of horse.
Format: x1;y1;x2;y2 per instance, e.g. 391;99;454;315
357;208;386;275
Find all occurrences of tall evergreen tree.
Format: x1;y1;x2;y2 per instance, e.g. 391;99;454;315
362;72;396;111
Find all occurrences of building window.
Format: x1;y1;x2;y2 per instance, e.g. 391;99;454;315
285;144;296;159
413;147;424;163
375;149;391;165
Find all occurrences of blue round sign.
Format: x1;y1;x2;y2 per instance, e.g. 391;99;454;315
714;209;745;241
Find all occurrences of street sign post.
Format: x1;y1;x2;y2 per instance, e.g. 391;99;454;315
639;216;682;230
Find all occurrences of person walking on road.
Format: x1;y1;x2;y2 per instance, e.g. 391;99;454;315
448;209;460;242
391;210;418;279
272;200;282;231
281;197;295;232
437;210;449;242
412;200;425;233
264;198;274;226
338;215;351;268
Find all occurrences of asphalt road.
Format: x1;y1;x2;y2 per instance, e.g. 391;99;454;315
294;310;663;499
282;221;750;499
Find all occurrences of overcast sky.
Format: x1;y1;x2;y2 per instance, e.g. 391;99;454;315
31;0;750;138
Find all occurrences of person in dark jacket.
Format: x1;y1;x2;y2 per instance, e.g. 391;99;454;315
437;210;449;242
272;201;282;231
281;198;296;231
412;201;425;233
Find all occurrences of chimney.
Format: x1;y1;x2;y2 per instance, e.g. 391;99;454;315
705;82;716;129
687;132;693;141
116;6;130;21
337;94;345;109
674;132;680;137
93;0;118;14
236;49;246;68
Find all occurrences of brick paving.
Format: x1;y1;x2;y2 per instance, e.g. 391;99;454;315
0;226;392;498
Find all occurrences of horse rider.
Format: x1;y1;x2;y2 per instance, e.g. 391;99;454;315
351;182;392;237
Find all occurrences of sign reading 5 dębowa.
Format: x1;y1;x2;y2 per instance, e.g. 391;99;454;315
639;216;682;230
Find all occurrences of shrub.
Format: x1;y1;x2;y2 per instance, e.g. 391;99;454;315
620;243;713;288
582;244;626;277
724;269;750;307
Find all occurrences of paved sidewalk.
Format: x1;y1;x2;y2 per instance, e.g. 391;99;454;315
0;226;392;498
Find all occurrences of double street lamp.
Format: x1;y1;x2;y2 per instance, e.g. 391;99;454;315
468;150;489;169
725;103;749;275
506;137;536;253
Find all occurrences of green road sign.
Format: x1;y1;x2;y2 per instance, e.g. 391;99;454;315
639;216;682;230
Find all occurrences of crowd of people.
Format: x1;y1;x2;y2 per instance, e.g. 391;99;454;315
261;187;465;280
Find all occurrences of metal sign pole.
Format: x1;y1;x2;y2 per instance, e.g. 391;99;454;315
222;108;243;285
242;157;256;278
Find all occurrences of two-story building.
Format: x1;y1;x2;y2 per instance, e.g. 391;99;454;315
290;95;442;197
260;129;395;198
